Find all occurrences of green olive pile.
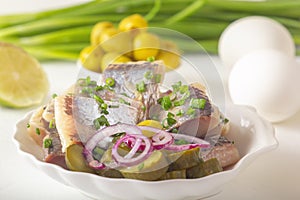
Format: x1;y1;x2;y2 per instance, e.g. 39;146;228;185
79;14;181;73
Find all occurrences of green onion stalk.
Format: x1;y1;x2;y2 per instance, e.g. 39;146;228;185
0;0;299;61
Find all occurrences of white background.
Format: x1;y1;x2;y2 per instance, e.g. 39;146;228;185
0;0;300;200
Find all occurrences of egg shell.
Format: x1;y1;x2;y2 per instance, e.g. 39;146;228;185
228;49;300;122
218;16;295;69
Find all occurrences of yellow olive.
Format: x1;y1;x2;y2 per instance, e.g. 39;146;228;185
118;14;148;32
79;45;104;73
101;52;131;72
100;30;133;53
133;32;160;61
90;21;114;46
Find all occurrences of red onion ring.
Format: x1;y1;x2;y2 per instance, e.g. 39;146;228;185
112;134;153;167
83;123;142;169
165;133;211;151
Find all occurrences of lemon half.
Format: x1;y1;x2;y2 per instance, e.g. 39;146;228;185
0;43;49;108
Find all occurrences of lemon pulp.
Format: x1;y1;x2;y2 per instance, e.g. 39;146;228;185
0;43;49;108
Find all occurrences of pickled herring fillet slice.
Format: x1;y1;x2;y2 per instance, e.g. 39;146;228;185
202;136;240;168
54;94;81;152
73;96;141;143
102;60;165;119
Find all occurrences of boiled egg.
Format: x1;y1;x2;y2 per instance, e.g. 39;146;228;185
218;16;295;69
228;49;300;122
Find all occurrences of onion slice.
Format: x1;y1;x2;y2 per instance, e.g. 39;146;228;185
112;134;152;167
83;123;142;169
165;133;211;151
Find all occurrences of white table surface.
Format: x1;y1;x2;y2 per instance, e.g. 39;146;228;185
1;1;300;200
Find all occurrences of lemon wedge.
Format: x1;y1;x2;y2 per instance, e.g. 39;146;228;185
0;43;49;108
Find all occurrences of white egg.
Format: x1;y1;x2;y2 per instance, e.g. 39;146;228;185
218;16;295;69
228;49;300;122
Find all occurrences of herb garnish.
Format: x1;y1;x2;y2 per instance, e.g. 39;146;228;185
52;93;58;99
35;128;41;135
162;112;177;128
136;81;146;93
144;71;153;80
105;77;115;87
160;96;172;110
93;115;110;130
43;138;52;148
49;118;55;129
147;56;155;62
190;98;206;110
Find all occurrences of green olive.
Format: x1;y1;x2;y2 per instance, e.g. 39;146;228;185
101;52;131;72
100;30;133;53
90;21;114;46
118;14;148;32
133;32;160;61
79;45;104;73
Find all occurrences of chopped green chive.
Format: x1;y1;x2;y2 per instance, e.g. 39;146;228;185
136;81;146;93
147;56;155;62
171;128;178;133
173;99;185;107
167;112;175;118
224;118;229;124
186;107;196;117
52;93;58;99
109;105;120;108
174;139;189;145
154;74;161;83
26;123;30;128
161;96;172;110
93;115;110;129
190;98;206;110
176;109;184;116
105;77;115;87
35;128;41;135
144;71;153;80
172;81;182;92
43;138;52;148
93;94;104;104
101;103;108;110
119;98;131;105
49;118;55;129
141;105;146;112
179;85;189;94
95;85;104;91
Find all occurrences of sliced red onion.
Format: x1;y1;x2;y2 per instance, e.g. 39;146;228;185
83;123;143;169
112;134;153;167
151;130;174;150
139;126;174;150
164;133;211;151
171;133;211;148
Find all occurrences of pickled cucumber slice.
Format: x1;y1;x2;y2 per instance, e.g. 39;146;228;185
120;150;168;181
186;158;222;179
167;147;202;171
158;169;186;180
65;144;95;173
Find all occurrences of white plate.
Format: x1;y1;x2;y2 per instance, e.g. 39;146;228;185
13;104;277;200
